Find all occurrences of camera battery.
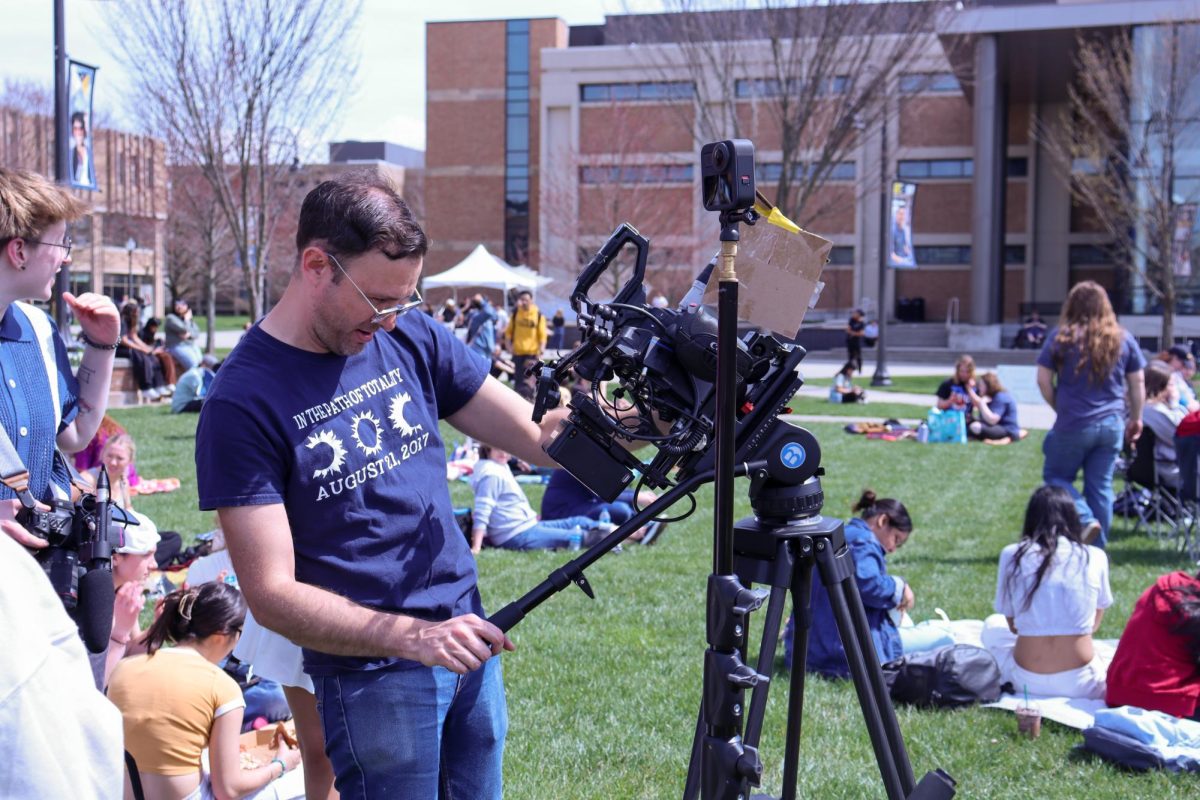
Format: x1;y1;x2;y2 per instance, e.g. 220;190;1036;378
546;422;634;502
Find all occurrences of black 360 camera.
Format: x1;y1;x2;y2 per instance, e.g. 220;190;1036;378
701;139;756;213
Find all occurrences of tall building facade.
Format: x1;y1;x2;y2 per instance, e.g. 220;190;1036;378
426;1;1200;342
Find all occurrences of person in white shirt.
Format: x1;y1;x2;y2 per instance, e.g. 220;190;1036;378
982;485;1113;698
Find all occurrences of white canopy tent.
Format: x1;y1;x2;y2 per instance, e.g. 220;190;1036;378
423;244;544;293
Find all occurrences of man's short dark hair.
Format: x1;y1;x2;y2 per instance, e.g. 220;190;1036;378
296;171;427;264
517;289;532;299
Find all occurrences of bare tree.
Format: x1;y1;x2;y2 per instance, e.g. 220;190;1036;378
104;0;359;319
165;164;241;351
543;100;700;300
1037;24;1200;346
629;1;949;226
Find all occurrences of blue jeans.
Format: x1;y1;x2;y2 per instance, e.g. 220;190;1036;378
501;515;595;550
314;658;507;799
1042;414;1124;548
168;342;202;371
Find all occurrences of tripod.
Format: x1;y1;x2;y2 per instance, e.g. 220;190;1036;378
681;477;956;800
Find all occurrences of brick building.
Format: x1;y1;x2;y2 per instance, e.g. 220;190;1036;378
0;108;167;317
426;2;1200;346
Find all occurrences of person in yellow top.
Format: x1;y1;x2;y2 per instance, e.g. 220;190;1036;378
108;582;301;800
503;289;547;400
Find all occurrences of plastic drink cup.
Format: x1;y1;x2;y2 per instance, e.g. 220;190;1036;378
1015;706;1041;739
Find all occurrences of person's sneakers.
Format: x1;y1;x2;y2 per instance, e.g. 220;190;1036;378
1082;521;1102;545
640;520;670;546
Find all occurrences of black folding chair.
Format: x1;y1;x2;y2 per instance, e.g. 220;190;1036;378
1125;427;1184;540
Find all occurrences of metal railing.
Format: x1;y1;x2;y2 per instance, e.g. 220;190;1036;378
945;296;960;329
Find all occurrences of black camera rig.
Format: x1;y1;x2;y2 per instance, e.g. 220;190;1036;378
531;221;818;509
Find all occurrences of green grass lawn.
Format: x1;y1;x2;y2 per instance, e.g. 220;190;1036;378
788;394;928;420
112;406;1198;799
802;374;946;396
204;314;252;333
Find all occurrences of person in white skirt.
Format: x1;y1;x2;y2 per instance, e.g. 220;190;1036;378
187;527;338;799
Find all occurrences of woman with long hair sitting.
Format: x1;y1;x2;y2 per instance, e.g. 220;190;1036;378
107;582;301;799
1106;569;1200;719
983;485;1113;699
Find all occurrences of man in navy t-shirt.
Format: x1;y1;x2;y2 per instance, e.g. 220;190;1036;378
195;172;570;799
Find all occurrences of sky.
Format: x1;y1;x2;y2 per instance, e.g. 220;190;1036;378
0;0;661;156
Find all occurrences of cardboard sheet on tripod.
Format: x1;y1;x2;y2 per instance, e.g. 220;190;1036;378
702;198;831;339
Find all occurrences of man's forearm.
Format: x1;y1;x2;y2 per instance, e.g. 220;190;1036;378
251;578;429;661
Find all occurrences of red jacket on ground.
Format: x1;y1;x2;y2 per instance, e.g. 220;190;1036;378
1105;571;1200;718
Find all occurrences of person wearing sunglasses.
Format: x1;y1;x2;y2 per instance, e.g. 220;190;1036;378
195;170;577;799
0;168;120;549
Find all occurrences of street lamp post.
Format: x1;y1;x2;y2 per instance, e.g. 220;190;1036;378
872;102;893;387
125;237;136;305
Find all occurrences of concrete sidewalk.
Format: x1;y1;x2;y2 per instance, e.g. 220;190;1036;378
792;384;1057;430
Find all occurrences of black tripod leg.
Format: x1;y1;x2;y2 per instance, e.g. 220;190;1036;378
842;565;917;793
741;583;789;752
781;553;815;800
816;542;907;800
683;705;704;800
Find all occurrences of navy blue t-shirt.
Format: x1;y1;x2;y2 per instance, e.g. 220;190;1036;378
1037;328;1145;432
195;312;488;675
988;390;1020;438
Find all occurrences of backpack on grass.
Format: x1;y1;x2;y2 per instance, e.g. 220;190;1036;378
882;644;1002;708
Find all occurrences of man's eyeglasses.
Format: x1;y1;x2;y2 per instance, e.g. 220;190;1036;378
325;251;422;326
31;236;73;260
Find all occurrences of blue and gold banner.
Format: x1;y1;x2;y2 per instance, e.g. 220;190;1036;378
67;60;97;190
887;181;917;270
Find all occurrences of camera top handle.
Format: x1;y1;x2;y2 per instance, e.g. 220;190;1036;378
570;222;649;313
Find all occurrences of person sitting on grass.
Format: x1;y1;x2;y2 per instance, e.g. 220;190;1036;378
981;485;1112;699
171;353;219;413
827;361;866;404
470;443;609;553
96;512;160;690
935;354;976;416
966;372;1026;444
784;490;915;677
1142;361;1185;489
1106;568;1200;720
540;468;667;545
107;582;302;800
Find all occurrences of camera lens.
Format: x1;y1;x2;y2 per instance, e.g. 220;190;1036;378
712;142;729;170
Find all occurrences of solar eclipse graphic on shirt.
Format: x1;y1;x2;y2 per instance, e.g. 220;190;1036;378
388;392;425;437
306;429;348;479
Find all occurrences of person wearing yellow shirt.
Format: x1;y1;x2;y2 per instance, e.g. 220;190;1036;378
503;289;546;400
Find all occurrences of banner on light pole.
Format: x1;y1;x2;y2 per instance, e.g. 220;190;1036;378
887;181;917;270
67;60;97;190
1174;204;1196;278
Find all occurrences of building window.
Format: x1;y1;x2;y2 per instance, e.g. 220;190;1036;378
505;19;531;265
1068;244;1113;265
897;159;973;180
913;245;971;265
755;161;856;183
735;76;848;99
580;164;694;184
899;73;960;93
579;81;694;103
1005;245;1026;264
1007;157;1029;178
828;246;854;265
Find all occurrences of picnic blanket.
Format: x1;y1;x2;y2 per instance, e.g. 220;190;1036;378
843;419;916;439
131;476;181;495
